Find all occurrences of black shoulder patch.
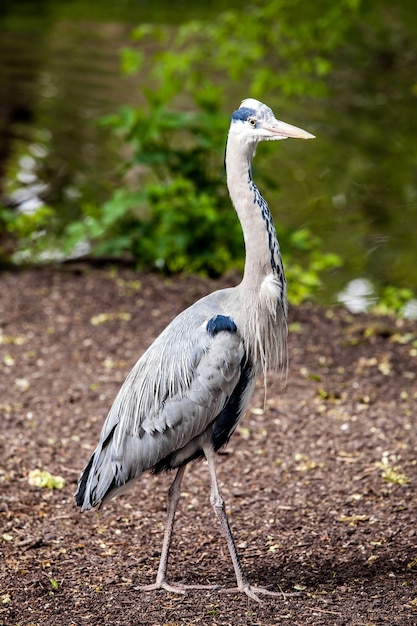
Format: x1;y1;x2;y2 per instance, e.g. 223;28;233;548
206;315;237;337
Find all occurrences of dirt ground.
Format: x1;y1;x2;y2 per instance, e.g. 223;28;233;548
0;266;416;626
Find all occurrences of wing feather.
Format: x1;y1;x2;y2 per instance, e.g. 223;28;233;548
76;291;244;509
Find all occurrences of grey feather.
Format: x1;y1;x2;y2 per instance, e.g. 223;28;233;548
76;288;247;509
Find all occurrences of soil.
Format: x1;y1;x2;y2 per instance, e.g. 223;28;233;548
0;266;416;626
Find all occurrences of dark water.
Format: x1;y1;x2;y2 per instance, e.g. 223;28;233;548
1;1;416;314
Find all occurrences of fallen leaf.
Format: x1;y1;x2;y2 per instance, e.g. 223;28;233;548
28;469;65;490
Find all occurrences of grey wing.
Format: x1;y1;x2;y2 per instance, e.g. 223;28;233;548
75;304;245;510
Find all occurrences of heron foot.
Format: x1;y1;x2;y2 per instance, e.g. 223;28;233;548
137;580;186;595
220;584;304;603
137;580;221;595
137;580;301;602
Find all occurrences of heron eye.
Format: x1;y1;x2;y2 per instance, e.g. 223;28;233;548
248;118;257;127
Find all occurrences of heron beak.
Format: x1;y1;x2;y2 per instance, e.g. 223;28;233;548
263;119;315;140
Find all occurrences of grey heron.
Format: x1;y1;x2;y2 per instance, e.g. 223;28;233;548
75;98;315;601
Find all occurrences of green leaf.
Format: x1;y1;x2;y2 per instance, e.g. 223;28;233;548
120;47;143;75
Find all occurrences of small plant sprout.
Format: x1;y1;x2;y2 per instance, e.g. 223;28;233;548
378;452;409;486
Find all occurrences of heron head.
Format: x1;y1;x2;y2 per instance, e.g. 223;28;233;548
231;98;315;143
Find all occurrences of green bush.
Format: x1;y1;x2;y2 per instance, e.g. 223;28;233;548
5;0;359;298
56;0;355;288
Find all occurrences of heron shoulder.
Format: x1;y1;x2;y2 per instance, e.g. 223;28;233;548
108;287;243;445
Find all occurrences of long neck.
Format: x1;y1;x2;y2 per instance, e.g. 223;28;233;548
225;131;288;377
225;135;284;291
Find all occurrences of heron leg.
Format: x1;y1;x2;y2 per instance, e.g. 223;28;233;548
138;464;219;595
203;445;255;594
203;444;289;603
139;450;293;601
138;464;187;593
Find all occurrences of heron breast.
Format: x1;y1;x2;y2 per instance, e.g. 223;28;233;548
259;274;283;319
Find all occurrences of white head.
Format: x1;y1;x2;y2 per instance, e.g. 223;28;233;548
230;98;315;145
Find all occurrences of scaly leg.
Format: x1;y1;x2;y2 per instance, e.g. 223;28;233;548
203;443;286;603
138;464;217;594
139;450;294;601
138;465;186;593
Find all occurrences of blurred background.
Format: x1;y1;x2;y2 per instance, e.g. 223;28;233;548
0;0;416;314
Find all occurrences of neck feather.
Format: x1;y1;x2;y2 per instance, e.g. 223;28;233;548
225;136;284;287
225;131;288;378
